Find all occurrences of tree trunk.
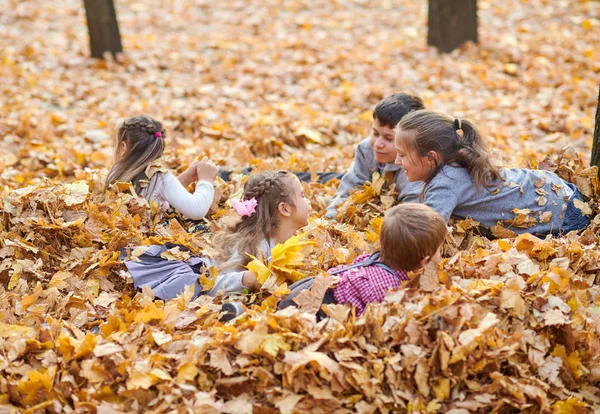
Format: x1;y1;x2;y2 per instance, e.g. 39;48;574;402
428;0;478;53
84;0;123;59
591;85;600;177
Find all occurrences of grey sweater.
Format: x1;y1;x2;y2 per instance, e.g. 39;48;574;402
424;165;574;235
208;239;274;296
326;138;423;218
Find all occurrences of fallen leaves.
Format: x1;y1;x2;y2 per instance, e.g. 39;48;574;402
293;273;335;314
1;0;600;412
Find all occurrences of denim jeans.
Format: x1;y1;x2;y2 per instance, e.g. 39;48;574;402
558;183;591;235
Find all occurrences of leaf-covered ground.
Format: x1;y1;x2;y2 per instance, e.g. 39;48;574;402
2;0;600;412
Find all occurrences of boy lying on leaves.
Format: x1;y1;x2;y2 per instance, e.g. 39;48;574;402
325;92;425;219
279;203;447;319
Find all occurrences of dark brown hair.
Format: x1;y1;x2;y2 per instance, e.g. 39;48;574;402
373;92;425;128
380;203;447;271
214;170;296;270
397;109;501;188
105;115;166;193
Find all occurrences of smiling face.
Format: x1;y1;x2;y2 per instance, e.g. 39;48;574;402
394;128;437;182
369;118;397;164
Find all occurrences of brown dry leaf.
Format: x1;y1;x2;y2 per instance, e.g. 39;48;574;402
293;273;335;314
419;261;440;292
1;0;600;411
209;348;234;375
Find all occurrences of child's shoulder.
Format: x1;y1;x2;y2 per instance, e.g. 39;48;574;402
431;165;471;184
352;253;373;264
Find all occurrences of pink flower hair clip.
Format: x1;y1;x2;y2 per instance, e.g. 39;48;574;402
232;197;258;217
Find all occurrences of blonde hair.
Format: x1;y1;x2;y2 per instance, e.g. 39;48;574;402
397;110;501;188
105;115;166;193
380;203;447;271
214;171;296;270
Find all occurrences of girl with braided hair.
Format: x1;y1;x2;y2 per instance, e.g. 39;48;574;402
106;115;218;220
121;170;309;313
394;110;590;237
209;170;310;296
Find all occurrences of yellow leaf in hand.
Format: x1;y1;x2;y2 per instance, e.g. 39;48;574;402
247;254;271;285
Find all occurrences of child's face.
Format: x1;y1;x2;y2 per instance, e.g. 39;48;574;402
288;176;310;228
369;118;397;164
395;129;435;182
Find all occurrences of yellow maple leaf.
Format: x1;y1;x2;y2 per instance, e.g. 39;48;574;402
135;303;166;323
177;362;198;382
365;216;383;242
200;266;218;291
261;334;291;357
552;397;588;413
247;253;271;285
247;233;315;285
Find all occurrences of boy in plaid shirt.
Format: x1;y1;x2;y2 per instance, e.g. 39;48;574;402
280;204;447;317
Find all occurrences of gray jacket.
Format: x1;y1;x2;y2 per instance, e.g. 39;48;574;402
423;165;574;235
326;138;423;218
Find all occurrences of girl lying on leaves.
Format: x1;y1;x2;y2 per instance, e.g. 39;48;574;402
394;110;591;237
209;170;310;295
106;115;219;220
121;170;310;320
279;203;447;320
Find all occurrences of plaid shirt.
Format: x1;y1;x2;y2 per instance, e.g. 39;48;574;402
332;254;408;316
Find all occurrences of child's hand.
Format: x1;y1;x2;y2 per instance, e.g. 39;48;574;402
242;270;261;291
196;157;218;182
177;160;200;187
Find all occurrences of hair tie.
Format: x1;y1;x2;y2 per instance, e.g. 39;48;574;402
454;118;462;131
232;197;258;217
154;132;162;138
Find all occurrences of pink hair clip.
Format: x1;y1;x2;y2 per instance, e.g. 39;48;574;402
155;132;162;138
232;197;257;217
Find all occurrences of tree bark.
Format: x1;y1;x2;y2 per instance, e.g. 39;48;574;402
84;0;123;59
428;0;478;53
591;85;600;177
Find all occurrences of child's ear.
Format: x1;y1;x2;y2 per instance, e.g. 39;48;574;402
427;150;441;164
119;142;128;157
419;255;431;268
278;201;292;217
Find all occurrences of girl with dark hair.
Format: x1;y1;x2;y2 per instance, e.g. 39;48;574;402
106;115;218;220
394;110;590;237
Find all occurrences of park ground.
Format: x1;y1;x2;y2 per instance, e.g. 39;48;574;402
1;0;600;412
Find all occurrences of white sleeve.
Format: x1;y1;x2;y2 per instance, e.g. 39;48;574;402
158;173;215;220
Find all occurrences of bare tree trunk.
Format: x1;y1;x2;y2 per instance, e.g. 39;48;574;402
84;0;123;59
591;85;600;177
428;0;478;53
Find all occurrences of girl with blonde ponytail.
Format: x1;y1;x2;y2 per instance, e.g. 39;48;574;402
394;110;590;237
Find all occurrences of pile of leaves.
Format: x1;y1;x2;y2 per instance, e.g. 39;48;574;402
2;0;600;412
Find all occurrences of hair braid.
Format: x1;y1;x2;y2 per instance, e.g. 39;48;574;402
214;170;296;268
